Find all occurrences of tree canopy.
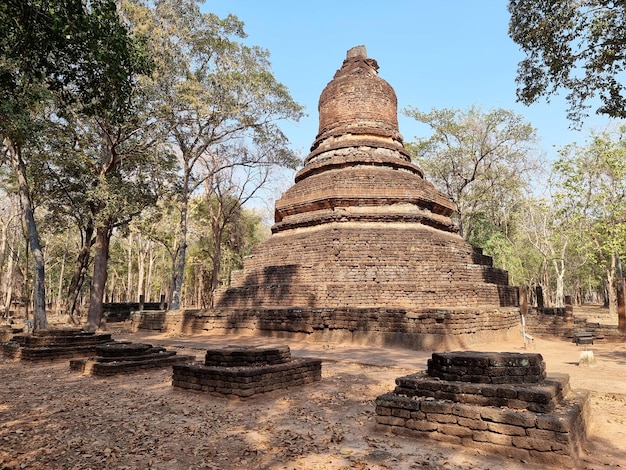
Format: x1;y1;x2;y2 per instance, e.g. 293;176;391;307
553;126;626;313
404;105;539;240
1;0;154;329
509;0;626;125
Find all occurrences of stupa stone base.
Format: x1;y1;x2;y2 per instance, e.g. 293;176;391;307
0;329;114;361
172;345;322;398
69;342;195;376
135;306;519;350
375;352;589;467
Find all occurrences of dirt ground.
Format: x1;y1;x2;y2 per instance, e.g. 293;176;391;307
1;306;626;470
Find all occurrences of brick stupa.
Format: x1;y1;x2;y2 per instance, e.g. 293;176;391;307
212;46;520;349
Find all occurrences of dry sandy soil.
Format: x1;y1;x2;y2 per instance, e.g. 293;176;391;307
1;306;626;470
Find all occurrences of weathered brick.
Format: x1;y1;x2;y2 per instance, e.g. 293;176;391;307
457;417;488;430
392;408;411;419
377;415;406;427
536;412;573;432
426;412;457;424
472;430;512;446
438;423;473;438
498;409;537;428
420;400;454;414
451;403;481;419
486;422;526;436
511;435;553;452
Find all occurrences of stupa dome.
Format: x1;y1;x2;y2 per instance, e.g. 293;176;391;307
310;45;406;162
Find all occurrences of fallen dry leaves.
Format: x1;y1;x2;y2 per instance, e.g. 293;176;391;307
1;325;626;469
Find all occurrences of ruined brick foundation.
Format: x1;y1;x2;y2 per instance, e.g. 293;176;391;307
70;342;195;376
172;345;322;398
135;305;519;350
375;352;589;467
0;329;114;361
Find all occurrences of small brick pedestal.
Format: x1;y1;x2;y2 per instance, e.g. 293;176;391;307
70;342;195;376
376;352;589;467
1;329;114;361
172;345;322;398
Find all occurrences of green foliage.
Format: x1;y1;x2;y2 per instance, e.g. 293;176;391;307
404;105;539;240
186;195;265;301
127;0;304;169
509;0;626;125
190;194;260;264
553;126;626;307
1;0;153;143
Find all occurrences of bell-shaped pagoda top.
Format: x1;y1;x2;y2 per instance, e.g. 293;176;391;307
307;45;409;165
273;45;456;234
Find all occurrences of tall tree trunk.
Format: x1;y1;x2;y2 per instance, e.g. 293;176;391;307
85;225;111;331
552;245;567;308
169;192;189;310
65;221;94;321
0;220;8;290
542;257;551;308
616;252;626;332
606;252;618;317
6;137;47;330
55;230;69;314
146;243;155;302
169;161;195;311
137;239;146;302
209;223;223;308
2;238;17;317
126;232;133;301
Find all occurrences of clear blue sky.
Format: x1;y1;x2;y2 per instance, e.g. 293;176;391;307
206;1;616;183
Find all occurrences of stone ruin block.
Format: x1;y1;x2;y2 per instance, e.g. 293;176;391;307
172;345;322;398
70;342;195;376
204;345;292;366
0;329;114;361
375;351;589;467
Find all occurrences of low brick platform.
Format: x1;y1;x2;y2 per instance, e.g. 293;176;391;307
172;345;322;398
0;324;23;343
70;342;195;376
0;329;114;361
376;352;589;467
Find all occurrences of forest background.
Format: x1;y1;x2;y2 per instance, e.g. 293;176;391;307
1;0;625;330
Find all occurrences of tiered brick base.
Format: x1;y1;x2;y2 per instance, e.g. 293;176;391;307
376;352;589;467
135;306;520;350
172;346;322;398
69;342;195;376
0;329;113;361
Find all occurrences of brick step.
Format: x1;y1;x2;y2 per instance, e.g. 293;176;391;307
70;353;195;376
394;372;569;413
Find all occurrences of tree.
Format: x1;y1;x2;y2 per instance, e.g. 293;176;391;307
509;0;626;125
404;106;539;240
79;114;173;331
520;198;570;307
0;0;155;330
189;187;265;308
125;0;303;310
200;143;279;306
553;127;626;317
0;193;21;317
